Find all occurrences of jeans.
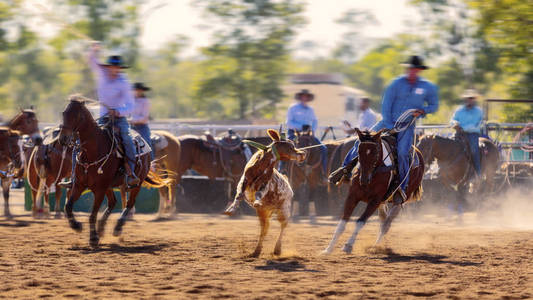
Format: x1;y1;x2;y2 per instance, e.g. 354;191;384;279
71;116;137;178
132;123;154;160
465;132;481;176
280;129;328;174
342;120;415;191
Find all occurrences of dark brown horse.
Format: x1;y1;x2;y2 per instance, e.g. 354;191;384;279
0;127;23;218
58;96;170;247
25;127;72;219
417;132;499;212
322;128;424;254
1;109;41;218
289;130;324;222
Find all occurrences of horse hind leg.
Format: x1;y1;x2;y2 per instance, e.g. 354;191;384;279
97;189;118;237
114;186;140;237
376;203;401;244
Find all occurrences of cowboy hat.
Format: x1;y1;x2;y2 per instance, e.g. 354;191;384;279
133;82;151;91
295;89;314;101
401;55;429;70
99;55;129;69
461;89;479;99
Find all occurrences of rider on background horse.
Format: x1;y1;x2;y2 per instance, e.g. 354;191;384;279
61;42;139;188
131;82;154;160
342;97;379;134
280;89;328;177
450;89;483;179
329;55;439;203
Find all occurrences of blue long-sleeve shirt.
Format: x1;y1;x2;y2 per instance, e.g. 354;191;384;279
286;103;318;132
380;75;439;129
88;50;134;117
451;105;483;133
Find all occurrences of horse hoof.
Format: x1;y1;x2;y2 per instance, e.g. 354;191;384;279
69;220;83;232
342;244;353;254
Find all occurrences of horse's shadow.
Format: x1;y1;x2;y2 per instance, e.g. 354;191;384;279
377;251;482;267
69;242;171;255
255;258;321;273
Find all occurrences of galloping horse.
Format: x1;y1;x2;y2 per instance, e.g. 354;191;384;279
322;128;424;254
2;109;42;218
289;129;324;221
58;96;170;247
417;132;499;212
0;128;23;218
25;127;72;218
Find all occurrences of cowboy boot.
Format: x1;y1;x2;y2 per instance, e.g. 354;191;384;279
328;157;358;185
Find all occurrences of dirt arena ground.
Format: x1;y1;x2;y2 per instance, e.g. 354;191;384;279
0;189;532;299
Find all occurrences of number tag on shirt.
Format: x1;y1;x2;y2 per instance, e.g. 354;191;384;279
415;88;424;95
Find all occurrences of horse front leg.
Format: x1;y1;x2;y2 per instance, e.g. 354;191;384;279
54;184;62;219
65;184;84;232
343;199;381;254
376;202;401;244
89;190;106;248
321;189;360;255
114;186;140;237
2;179;12;219
97;189;117;237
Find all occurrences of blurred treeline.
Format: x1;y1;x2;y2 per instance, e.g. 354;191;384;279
0;0;531;123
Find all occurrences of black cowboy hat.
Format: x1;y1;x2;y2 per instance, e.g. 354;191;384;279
401;55;429;70
295;89;314;101
133;82;151;91
100;55;129;69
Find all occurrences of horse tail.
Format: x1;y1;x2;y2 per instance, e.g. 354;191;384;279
143;163;175;189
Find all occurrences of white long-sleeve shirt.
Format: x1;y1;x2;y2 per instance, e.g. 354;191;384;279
88;50;134;117
131;97;151;124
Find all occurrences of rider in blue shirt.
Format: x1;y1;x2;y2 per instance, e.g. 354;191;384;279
281;89;328;177
451;89;483;176
329;56;439;203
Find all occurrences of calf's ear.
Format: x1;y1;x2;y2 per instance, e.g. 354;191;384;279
267;129;281;142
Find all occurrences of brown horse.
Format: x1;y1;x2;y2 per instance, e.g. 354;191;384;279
322;128;424;254
25;127;72;219
1;109;42;218
0;127;23;218
58;96;170;247
289;130;324;222
417;132;499;212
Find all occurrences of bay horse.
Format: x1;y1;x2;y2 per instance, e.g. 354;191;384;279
58;96;170;247
322;128;424;254
224;129;306;257
289;129;324;222
25;127;72;218
417;132;499;213
0;127;23;218
2;108;42;218
154;133;271;214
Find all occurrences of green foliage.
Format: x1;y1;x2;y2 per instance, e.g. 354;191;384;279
193;0;306;119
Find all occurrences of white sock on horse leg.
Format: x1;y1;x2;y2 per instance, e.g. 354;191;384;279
323;219;347;254
346;220;366;247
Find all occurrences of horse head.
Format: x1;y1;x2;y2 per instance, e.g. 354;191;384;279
355;128;385;186
59;95;91;146
9;108;41;145
0;127;22;176
416;134;436;167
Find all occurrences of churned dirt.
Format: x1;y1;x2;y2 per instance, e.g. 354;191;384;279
0;189;532;299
